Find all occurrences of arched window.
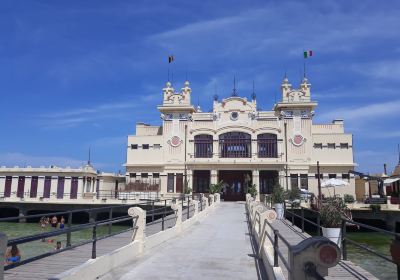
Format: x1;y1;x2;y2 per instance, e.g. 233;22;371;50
194;134;213;158
257;133;278;158
219;132;251;158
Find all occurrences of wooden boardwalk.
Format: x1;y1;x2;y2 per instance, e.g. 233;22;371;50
4;206;194;280
271;219;378;280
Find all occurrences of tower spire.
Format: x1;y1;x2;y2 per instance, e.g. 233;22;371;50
232;76;237;97
251;80;256;100
88;147;91;166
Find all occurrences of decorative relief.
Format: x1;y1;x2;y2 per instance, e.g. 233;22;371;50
168;136;182;147
290;134;306;146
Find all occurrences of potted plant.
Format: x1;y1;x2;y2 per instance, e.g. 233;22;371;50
319;197;351;246
244;174;258;198
209;180;223;194
271;184;286;219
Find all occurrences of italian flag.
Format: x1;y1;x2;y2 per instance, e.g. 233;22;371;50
304;50;313;58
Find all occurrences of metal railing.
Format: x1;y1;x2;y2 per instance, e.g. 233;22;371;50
284;202;400;279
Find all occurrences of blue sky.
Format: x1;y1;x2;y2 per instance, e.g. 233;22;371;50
0;0;399;174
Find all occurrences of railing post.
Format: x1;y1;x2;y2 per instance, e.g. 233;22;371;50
187;196;190;220
0;232;7;280
291;203;294;226
273;229;279;267
151;200;155;222
317;214;321;236
341;219;347;260
128;207;146;253
108;207;113;235
301;207;305;233
67;210;72;247
162;200;166;231
171;200;182;232
91;223;97;259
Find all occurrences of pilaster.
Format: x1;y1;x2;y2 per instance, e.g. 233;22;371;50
252;169;260;201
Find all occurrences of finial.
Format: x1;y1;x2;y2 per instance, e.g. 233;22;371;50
184;80;190;87
251;80;256;100
166;81;172;88
232;75;237;97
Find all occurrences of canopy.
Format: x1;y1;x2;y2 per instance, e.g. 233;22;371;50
321;178;349;188
383;178;400;185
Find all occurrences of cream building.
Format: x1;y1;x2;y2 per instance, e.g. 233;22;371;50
0;164;125;200
125;77;356;200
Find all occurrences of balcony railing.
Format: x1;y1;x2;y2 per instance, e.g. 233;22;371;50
126;178;161;192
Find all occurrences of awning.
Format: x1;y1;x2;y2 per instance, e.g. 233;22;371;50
383;178;400;185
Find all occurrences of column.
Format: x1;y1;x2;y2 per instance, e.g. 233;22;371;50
64;177;72;199
78;177;84;198
186;169;193;193
210;169;218;185
25;176;32;198
252;169;260;201
279;170;286;189
213;139;219;159
51;176;58;199
38;176;45;198
0;176;5;195
251;133;257;159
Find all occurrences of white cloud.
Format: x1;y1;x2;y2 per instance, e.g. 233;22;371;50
317;99;400;122
351;60;400;81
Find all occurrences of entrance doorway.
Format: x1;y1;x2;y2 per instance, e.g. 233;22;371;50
219;170;251;201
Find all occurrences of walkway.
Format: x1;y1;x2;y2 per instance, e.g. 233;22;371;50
100;202;267;280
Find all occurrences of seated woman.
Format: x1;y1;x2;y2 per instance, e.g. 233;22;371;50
5;245;21;265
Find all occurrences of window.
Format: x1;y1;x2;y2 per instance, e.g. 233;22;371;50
314;174;323;179
327;143;335;149
219;132;251;158
257;133;278;158
300;174;308;190
153;173;160;178
193;170;210;193
141;173;148;178
340;143;349;149
342;173;350;180
167;173;174;193
142;144;149;149
290;174;298;189
129;173;136;178
194;134;213;158
154;144;161;149
131;144;138;149
328;174;337;179
314;143;322;149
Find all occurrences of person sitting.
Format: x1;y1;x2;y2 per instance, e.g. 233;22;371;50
51;216;58;228
59;219;65;229
5;245;21;265
54;241;63;251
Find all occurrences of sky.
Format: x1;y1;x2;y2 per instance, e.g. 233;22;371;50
0;0;399;174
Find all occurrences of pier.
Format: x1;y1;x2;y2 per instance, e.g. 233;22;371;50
1;195;398;279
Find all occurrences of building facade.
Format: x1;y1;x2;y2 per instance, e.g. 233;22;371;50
0;165;125;200
126;77;356;200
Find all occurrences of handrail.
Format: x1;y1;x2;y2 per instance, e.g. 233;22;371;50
284;201;400;278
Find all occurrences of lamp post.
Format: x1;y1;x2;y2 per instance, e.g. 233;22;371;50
317;161;322;207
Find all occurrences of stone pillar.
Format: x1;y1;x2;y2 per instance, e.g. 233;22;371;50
171;202;182;232
38;176;45;198
51;176;58;198
0;232;7;280
192;200;199;215
252;169;260;201
279;170;286;189
202;196;208;209
210;169;218;185
25;176;32;198
212;139;219;159
187;169;193;193
128;207;146;253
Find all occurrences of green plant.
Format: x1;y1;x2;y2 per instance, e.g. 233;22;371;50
271;184;286;204
183;179;192;194
287;187;301;201
209;180;223;194
370;204;381;211
344;194;355;203
320;197;351;227
247;184;258;197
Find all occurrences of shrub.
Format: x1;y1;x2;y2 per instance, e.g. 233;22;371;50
209;180;223;194
344;194;355;203
370;204;381;211
320;197;350;228
287;187;301;201
271;184;286;204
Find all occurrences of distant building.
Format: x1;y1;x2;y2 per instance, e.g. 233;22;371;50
0;164;125;200
125;77;356;200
